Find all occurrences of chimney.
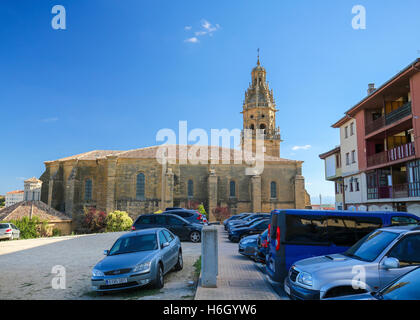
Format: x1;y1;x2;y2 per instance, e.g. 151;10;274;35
367;83;376;95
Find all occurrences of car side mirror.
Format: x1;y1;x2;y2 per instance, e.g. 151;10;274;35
161;242;170;249
383;257;400;269
104;250;109;256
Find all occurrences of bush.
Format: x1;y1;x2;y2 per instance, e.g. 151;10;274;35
52;228;62;237
81;207;107;234
105;210;133;232
7;216;48;239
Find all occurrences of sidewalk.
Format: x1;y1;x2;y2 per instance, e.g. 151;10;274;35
195;225;281;300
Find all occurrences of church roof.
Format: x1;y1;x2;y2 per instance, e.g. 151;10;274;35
47;145;301;164
0;201;71;222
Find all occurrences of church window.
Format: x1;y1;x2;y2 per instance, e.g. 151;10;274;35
270;181;277;199
250;124;255;130
85;179;92;201
230;180;236;198
260;124;266;134
188;179;194;198
136;173;145;200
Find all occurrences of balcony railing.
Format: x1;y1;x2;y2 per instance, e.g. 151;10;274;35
365;101;412;135
367;142;415;168
367;183;420;200
385;101;412;125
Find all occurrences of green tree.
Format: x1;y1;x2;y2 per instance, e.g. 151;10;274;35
197;204;208;219
105;210;133;232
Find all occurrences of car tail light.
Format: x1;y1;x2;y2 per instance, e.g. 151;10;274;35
131;226;136;231
267;224;271;239
262;240;268;248
276;226;281;251
5;228;12;233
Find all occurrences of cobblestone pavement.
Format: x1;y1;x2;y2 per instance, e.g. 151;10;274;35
195;225;284;300
0;233;200;300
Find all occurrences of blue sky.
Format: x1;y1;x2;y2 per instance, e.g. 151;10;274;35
1;0;420;204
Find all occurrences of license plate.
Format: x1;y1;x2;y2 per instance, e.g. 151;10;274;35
105;278;128;285
284;282;291;295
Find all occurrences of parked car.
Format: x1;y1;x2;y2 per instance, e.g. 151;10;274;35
284;225;420;300
255;229;269;263
224;213;252;230
226;214;269;232
238;234;259;259
91;228;182;292
162;209;208;225
229;218;270;242
266;209;420;285
328;266;420;300
132;213;203;242
0;223;20;240
228;216;267;236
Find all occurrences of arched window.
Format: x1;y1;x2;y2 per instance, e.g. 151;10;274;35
136;173;145;200
85;179;92;201
187;179;194;198
270;181;277;199
230;180;236;198
260;123;266;134
250;124;255;130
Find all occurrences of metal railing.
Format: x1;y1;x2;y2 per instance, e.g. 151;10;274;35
365;102;412;135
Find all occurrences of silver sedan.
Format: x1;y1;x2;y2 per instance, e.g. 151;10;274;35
0;223;20;240
91;228;183;292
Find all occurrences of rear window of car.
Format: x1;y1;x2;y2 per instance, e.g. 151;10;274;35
392;216;419;225
0;224;9;229
168;216;185;225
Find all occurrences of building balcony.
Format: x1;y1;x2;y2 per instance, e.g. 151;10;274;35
366;142;415;168
365;101;412;135
367;183;420;200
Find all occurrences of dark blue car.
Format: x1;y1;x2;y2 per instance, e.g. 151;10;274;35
266;209;420;284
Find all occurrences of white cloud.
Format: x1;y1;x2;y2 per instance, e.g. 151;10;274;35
292;145;312;151
184;19;220;43
184;37;199;43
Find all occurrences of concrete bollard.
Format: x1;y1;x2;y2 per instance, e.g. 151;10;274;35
201;225;218;288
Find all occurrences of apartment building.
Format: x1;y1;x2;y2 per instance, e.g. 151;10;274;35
5;190;24;207
321;58;420;215
319;147;344;210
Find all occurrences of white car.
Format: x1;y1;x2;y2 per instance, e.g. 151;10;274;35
0;223;20;240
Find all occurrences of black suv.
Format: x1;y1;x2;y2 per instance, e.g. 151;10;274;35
132;213;203;242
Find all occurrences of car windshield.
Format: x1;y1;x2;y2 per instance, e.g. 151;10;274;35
109;234;158;256
380;268;420;300
0;224;9;229
344;230;399;262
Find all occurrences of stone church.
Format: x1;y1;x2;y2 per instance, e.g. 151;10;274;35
40;58;311;221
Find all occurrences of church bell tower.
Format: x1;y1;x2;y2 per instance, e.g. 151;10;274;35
241;51;281;157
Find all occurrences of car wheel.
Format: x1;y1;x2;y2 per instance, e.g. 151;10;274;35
190;231;201;243
10;234;14;241
174;251;183;271
154;264;164;289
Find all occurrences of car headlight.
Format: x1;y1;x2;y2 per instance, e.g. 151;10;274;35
92;269;104;277
297;272;313;287
132;261;151;274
